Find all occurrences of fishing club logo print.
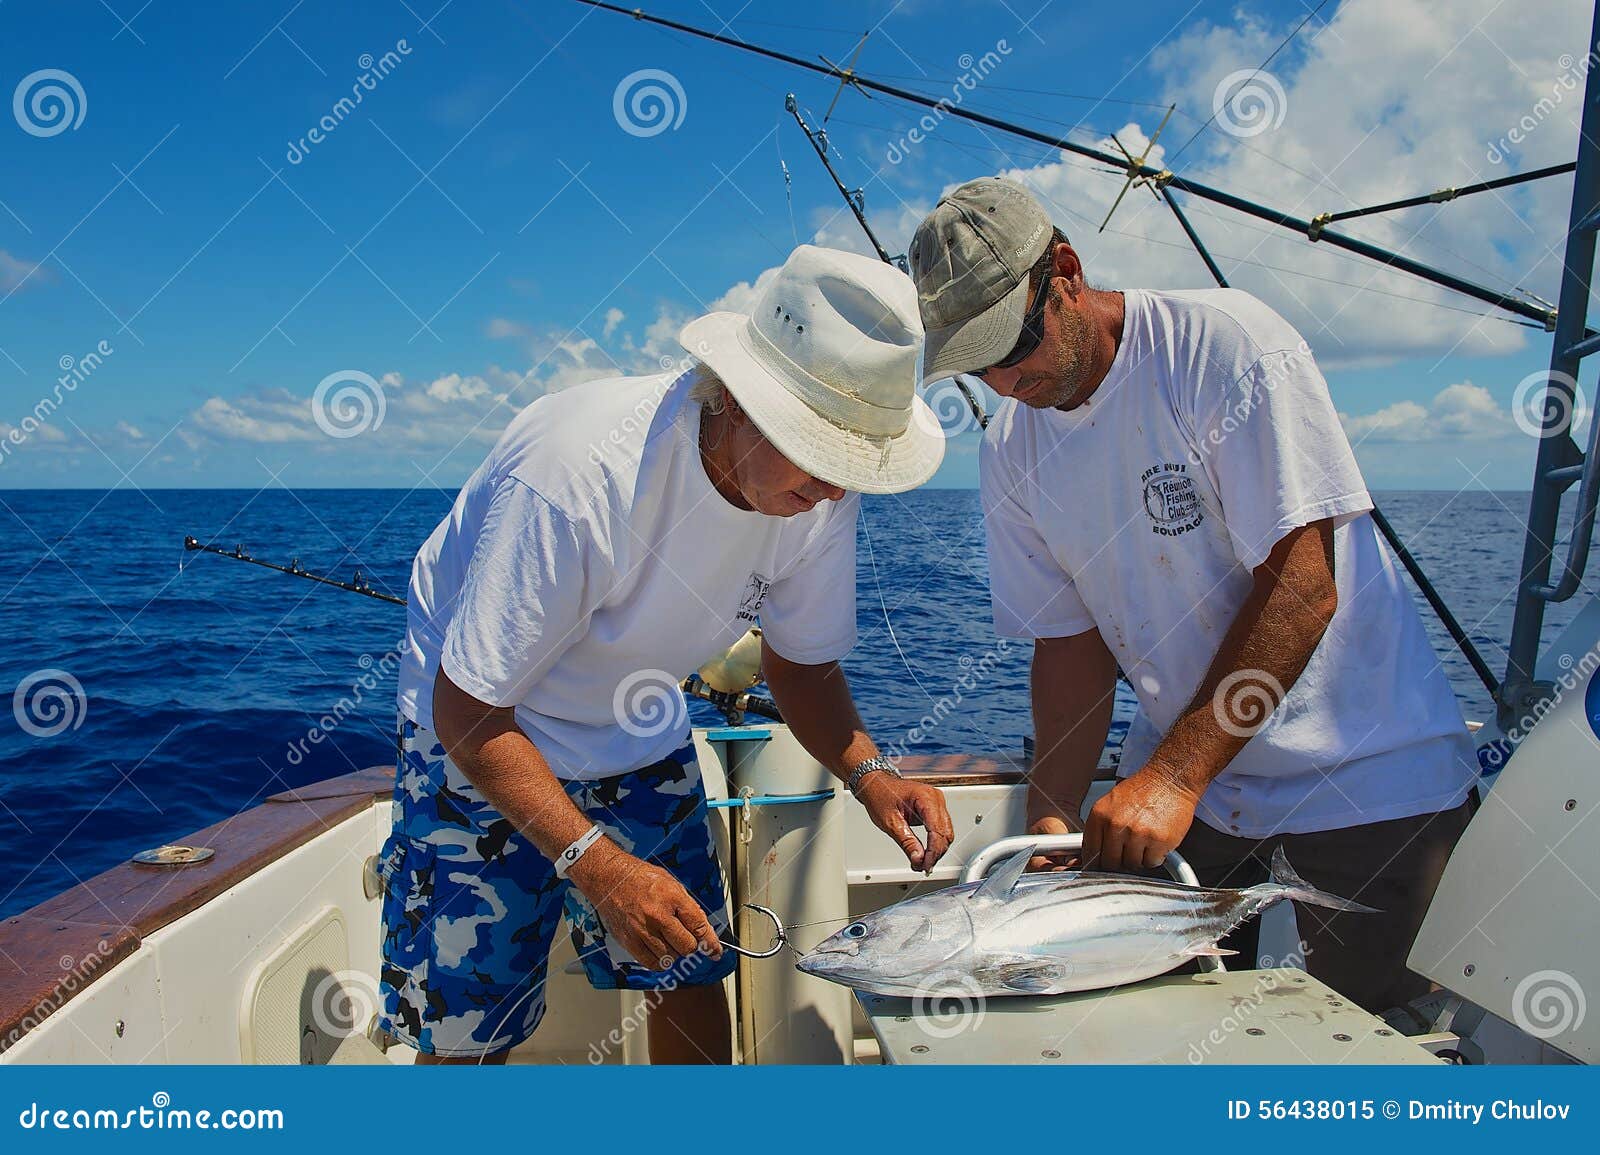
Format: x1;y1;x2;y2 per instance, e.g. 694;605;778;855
737;572;772;623
1140;463;1203;537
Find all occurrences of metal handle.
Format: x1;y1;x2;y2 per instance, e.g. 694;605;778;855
959;834;1223;973
1534;395;1600;602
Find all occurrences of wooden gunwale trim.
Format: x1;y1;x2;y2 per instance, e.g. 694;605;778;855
893;753;1029;787
0;764;396;1053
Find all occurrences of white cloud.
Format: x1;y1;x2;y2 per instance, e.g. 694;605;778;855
1339;380;1583;444
845;0;1586;369
486;318;532;340
1343;382;1510;443
0;250;48;292
129;0;1589;486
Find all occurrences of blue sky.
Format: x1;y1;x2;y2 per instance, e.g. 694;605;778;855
0;0;1591;491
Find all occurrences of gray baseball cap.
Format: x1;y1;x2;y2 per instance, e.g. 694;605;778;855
908;178;1055;379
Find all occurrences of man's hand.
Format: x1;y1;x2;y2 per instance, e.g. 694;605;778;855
1025;815;1082;872
856;774;954;874
569;843;722;969
1082;763;1202;872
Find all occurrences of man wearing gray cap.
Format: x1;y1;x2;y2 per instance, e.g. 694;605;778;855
909;177;1478;1014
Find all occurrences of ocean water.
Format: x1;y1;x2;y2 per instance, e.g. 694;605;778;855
0;487;1585;918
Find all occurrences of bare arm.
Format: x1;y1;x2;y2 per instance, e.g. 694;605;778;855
762;640;954;872
1027;628;1119;830
1085;518;1340;870
431;669;721;967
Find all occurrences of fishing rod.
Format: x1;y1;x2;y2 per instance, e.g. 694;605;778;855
181;536;784;724
574;0;1564;330
784;94;989;431
182;536;407;605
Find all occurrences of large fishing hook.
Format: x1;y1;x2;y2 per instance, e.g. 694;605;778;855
722;903;788;959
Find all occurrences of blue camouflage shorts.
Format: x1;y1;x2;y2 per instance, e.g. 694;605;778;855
376;719;736;1058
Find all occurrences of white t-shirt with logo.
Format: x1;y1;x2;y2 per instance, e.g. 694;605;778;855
981;288;1475;837
397;370;859;781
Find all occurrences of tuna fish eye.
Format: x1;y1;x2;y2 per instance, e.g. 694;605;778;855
843;922;868;939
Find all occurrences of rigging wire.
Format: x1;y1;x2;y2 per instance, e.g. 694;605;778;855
574;0;1557;327
1165;0;1334;166
819;103;1554;318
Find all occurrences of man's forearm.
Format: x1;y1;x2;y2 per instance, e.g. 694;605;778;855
1150;520;1339;797
760;643;877;778
1029;631;1118;826
431;671;623;884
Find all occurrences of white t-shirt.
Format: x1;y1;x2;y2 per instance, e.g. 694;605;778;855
397;370;859;780
981;288;1475;837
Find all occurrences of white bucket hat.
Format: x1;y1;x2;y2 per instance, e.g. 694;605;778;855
679;245;945;494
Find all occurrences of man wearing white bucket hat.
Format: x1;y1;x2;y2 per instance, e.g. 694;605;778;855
378;245;951;1064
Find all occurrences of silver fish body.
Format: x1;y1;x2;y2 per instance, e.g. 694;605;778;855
796;846;1374;997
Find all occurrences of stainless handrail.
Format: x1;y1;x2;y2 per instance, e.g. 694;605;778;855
959;833;1223;973
1534;395;1600;602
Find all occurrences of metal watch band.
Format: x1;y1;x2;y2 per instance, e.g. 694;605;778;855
554;823;604;879
845;756;902;796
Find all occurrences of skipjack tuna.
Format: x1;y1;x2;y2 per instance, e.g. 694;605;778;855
796;846;1374;997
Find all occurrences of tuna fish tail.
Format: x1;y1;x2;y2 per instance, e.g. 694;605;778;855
1260;846;1379;914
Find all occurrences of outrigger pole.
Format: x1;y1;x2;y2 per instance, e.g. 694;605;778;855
181;536;785;724
783;73;1502;697
574;0;1563;330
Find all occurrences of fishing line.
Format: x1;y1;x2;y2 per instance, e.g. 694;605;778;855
858;505;951;719
775;125;799;246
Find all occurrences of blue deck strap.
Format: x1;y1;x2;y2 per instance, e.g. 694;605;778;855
706;789;835;809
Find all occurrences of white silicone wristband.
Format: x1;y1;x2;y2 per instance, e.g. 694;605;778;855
554;823;605;879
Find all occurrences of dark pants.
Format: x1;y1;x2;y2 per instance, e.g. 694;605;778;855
1176;801;1473;1015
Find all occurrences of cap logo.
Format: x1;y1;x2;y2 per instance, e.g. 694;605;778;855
1013;222;1044;263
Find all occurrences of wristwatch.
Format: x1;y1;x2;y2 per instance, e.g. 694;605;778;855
845;756;902;796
